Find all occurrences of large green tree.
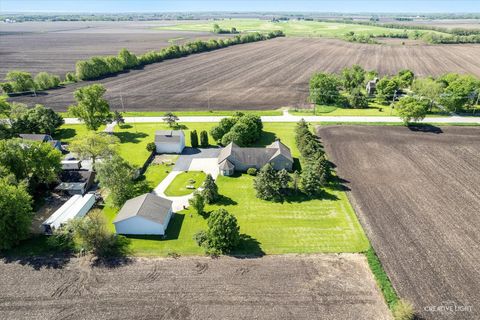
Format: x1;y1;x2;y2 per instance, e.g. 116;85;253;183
34;72;60;90
396;96;430;125
188;192;205;215
376;76;400;104
253;163;282;201
0;178;33;250
309;72;340;105
118;48;139;69
342;65;366;92
95;155;136;208
11;104;64;135
68;84;111;130
411;77;444;110
439;74;480;112
68;132;119;167
205;208;240;254
0;138;62;191
4;71;36;93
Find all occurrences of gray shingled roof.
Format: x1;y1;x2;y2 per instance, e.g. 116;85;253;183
113;193;172;225
219;159;234;170
218;140;293;167
155;130;184;143
19;134;52;142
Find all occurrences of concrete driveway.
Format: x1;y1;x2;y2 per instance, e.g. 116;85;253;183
153;147;221;212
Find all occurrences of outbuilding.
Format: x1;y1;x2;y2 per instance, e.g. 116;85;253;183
113;193;173;235
42;194;95;234
154;130;185;154
19;133;63;151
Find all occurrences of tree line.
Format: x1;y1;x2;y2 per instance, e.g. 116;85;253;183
76;31;284;81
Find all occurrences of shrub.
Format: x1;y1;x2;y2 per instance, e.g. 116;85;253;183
64;72;77;83
247;167;257;176
11;104;64;135
392;299;415;320
201;174;219;204
34;72;60;90
4;71;35;93
190;130;199;148
146;142;156;153
200;130;209;147
309;72;340;105
205;208;240;254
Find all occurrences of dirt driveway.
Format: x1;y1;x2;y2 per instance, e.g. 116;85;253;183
0;254;390;320
317;125;480;320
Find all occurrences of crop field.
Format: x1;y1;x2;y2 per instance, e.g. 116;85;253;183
0;254;390;320
11;37;480;112
317;125;480;320
156;18;450;37
0;21;230;79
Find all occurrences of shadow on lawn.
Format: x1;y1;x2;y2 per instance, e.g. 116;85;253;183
231;234;265;257
216;194;237;206
283;189;339;203
113;131;148;144
255;131;277;147
54;128;76;140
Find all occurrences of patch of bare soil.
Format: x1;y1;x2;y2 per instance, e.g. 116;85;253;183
30;194;69;234
10;37;480;111
0;254;391;320
317;125;480;320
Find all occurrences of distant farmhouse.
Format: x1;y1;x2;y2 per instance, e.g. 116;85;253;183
218;140;293;176
154;130;185;154
19;133;62;151
366;77;379;96
113;193;173;235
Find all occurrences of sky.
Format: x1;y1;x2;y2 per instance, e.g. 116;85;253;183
2;0;480;14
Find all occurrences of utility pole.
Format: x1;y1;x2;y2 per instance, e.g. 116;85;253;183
390;90;397;115
207;87;211;111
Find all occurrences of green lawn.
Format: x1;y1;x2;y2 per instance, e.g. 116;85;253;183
156;19;450;38
164;171;207;196
100;122;368;256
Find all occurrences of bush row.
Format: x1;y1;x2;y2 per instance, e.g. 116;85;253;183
76;31;285;81
0;71;62;94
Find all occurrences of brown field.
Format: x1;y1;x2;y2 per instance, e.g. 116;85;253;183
317;125;480;320
0;254;391;320
10;37;480;112
0;21;227;79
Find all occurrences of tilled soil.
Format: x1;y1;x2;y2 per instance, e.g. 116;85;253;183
10;37;480;111
0;254;391;320
317;125;480;320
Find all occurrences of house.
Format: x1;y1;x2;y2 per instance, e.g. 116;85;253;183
42;194;95;234
113;193;173;235
55;170;95;195
19;133;62;151
154;130;185;154
366;77;379;96
218;139;293;176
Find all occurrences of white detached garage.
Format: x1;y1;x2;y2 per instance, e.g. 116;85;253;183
155;130;185;154
113;193;173;235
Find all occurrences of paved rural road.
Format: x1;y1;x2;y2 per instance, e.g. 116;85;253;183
63;113;480;124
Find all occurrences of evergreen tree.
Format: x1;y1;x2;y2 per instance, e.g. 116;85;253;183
190;130;199;148
200;130;209;147
201;174;219;204
253;163;281;201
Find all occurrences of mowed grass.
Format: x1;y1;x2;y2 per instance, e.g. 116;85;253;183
32;121;368;257
157;18;450;38
164;171;206;196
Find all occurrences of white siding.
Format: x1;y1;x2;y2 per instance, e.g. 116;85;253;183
155;135;185;154
114;210;173;235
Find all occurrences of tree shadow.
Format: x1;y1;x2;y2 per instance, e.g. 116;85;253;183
181;147;201;155
255;131;277;147
216;194;237;206
118;124;132;129
407;124;443;134
328;175;351;192
1;254;72;270
54;128;76;140
283;189;339;203
292;158;302;172
231;234;265;257
113;131;148;144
